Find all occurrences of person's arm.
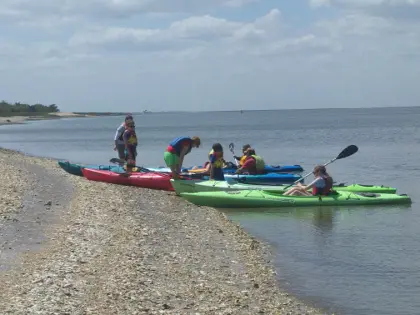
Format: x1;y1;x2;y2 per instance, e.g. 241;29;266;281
207;153;217;179
209;163;215;179
236;158;254;174
123;131;130;149
114;125;124;147
302;177;322;190
178;144;190;172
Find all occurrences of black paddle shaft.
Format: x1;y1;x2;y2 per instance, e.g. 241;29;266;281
283;145;358;189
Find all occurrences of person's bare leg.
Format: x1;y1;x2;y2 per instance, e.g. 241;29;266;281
170;164;179;179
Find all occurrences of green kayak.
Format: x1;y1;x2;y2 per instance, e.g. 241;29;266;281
170;179;398;195
180;190;411;208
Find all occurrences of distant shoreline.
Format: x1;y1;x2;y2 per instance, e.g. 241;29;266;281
1;105;418;127
0;112;99;126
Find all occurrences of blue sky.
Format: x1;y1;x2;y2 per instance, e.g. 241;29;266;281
1;0;419;112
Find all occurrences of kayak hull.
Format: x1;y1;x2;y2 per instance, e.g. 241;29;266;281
224;173;301;185
170;179;398;195
82;168;174;191
180;190;412;208
58;161;122;176
150;164;304;174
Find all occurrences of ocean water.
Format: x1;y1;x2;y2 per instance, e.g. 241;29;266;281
0;107;419;314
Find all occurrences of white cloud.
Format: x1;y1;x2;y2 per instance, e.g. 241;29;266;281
309;0;420;19
0;0;260;21
0;2;420;111
67;9;328;58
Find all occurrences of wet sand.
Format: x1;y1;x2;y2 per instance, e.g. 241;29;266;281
0;148;325;314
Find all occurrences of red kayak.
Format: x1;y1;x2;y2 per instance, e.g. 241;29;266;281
82;168;174;191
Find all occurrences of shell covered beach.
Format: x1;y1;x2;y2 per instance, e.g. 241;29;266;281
0;148;324;315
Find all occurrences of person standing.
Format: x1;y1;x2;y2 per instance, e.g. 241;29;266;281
122;120;138;172
114;114;134;159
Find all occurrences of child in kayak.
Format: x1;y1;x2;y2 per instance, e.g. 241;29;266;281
196;143;225;180
283;165;333;196
164;136;201;179
235;148;265;175
122;120;138;172
233;144;251;166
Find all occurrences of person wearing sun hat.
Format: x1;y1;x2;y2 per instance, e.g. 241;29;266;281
114;114;134;159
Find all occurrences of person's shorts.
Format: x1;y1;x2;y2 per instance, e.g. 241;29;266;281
164;151;180;167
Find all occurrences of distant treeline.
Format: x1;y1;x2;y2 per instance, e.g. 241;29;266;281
0;100;59;115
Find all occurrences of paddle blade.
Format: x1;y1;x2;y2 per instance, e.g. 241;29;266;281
229;143;235;151
336;145;358;160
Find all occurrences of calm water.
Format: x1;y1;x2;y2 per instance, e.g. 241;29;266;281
1;107;419;314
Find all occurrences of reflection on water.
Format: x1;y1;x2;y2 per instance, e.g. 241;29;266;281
224;204;417;315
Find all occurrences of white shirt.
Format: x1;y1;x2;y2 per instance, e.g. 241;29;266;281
114;123;125;144
307;176;326;188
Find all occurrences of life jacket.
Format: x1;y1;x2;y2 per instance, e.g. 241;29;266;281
208;149;224;168
251;155;265;171
312;175;333;195
167;137;192;156
239;155;247;166
124;129;137;146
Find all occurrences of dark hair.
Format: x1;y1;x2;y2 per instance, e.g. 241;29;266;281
246;148;256;156
242;144;251;152
313;165;331;178
212;143;223;152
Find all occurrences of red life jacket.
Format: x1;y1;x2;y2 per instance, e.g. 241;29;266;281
312;175;333;195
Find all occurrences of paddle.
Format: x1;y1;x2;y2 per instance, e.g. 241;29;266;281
283;145;359;190
229;143;239;167
109;158;203;179
110;157;166;174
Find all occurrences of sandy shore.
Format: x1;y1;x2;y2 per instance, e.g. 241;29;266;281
0;112;87;126
0;148;325;314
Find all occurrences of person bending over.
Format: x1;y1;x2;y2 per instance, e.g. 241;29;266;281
164;136;201;179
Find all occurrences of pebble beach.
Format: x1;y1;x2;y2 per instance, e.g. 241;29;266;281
0;148;324;315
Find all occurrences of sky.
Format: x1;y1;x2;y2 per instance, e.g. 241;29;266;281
1;0;420;112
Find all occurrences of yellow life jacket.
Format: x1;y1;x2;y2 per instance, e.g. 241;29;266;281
209;149;224;168
125;130;137;146
251;155;265;171
239;155;247;166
